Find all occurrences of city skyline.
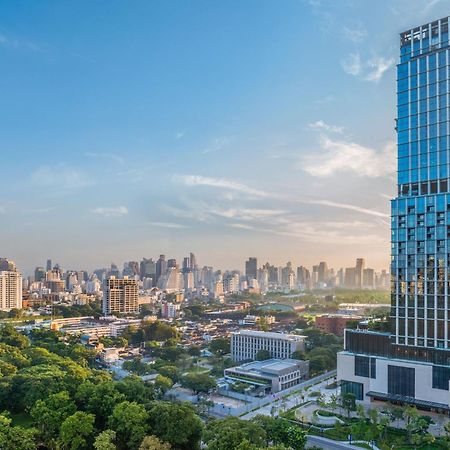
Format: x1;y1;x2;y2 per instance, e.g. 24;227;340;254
2;1;449;274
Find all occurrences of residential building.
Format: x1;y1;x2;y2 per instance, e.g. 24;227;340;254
315;314;361;336
161;302;180;319
338;17;450;412
0;266;22;311
103;276;138;314
231;330;305;362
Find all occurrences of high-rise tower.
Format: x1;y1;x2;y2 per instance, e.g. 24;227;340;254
338;17;450;411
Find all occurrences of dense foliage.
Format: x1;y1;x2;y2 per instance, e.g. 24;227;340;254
0;324;306;450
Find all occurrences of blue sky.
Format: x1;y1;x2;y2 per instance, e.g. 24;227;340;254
1;0;449;274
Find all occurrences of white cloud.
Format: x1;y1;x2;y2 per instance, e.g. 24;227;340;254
341;52;394;82
85;152;124;165
210;207;286;221
173;174;270;198
202;136;231;154
147;221;187;229
229;223;255;230
342;26;367;43
365;56;396;82
31;165;92;190
0;206;5;214
0;33;41;51
302;136;395;178
341;53;362;76
309;120;344;133
92;206;128;217
309;199;389;218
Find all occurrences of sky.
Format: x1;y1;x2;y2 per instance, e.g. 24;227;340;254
1;0;450;275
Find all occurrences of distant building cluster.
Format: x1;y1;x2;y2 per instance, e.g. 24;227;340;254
0;253;388;315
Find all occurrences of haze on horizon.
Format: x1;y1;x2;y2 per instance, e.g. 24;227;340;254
1;0;448;275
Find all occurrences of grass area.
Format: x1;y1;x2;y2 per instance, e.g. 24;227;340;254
188;365;210;374
10;412;33;428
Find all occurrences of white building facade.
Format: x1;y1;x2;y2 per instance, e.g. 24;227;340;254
231;330;305;362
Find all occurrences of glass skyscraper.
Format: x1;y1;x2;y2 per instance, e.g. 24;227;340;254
337;17;450;412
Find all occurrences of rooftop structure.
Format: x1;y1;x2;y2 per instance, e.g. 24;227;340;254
224;358;309;393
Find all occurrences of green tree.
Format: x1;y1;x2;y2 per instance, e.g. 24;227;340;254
341;393;356;418
284;426;307;450
108;401;149;450
180;372;216;394
157;365;181;383
76;381;126;427
154;375;174;398
290;351;305;360
59;411;95;450
93;430;117;450
0;414;36;450
31;390;76;444
0;324;29;349
116;375;153;403
209;338;230;357
203;417;266;450
147;401;203;450
255;349;271;361
139;435;172;450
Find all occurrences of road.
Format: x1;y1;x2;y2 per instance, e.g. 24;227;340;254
306;436;360;449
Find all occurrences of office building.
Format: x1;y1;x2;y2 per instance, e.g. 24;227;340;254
338;17;450;411
156;255;167;281
225;358;309;393
103;276;138;314
355;258;365;289
245;257;257;281
231;330;305;362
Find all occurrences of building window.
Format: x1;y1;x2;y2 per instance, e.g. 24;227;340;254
341;380;363;400
388;365;415;397
354;355;376;379
432;365;450;390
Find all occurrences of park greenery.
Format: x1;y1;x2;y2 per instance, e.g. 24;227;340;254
0;323;309;450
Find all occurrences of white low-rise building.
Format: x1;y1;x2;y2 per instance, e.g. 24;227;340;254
231;330;305;362
225;358;309;393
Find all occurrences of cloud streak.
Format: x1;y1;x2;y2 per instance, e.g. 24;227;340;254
147;221;187;229
85;152;124;165
31;165;92;190
173;174;270;198
92;206;128;217
309;199;389;218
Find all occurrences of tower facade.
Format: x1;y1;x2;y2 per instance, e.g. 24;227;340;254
103;276;138;314
337;17;450;411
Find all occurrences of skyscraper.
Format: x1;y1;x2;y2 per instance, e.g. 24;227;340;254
103;276;138;314
355;258;365;289
245;257;257;281
156;255;167;281
338;17;450;411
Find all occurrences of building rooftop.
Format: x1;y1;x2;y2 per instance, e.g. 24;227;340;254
232;330;305;340
229;358;307;376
